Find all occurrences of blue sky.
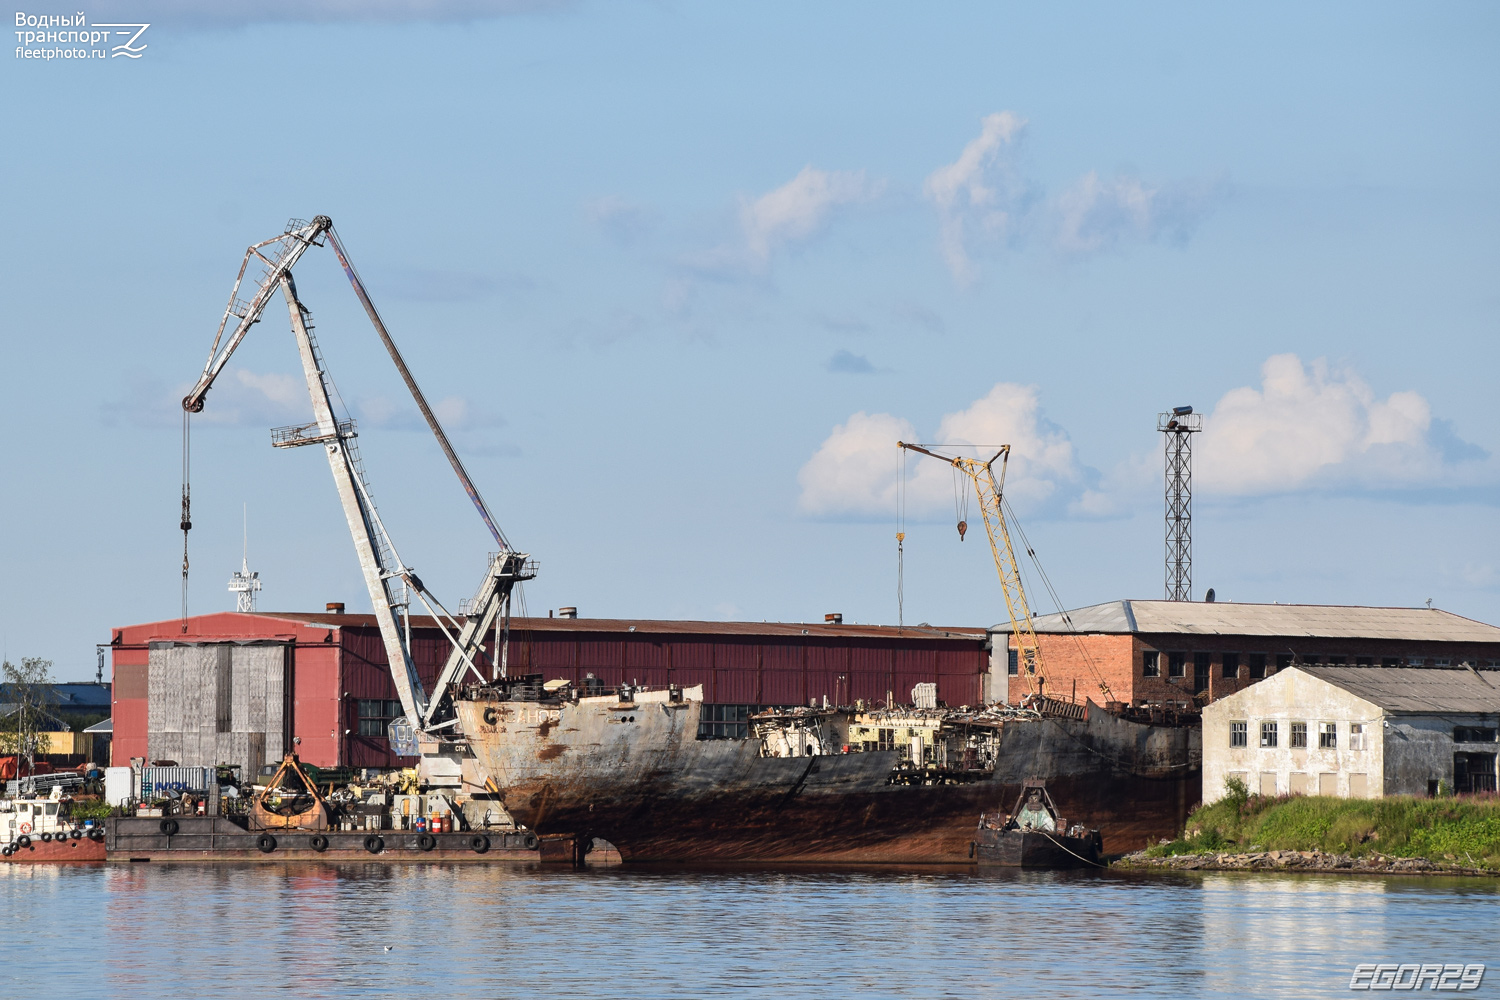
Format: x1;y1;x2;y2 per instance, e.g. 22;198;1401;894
3;2;1497;679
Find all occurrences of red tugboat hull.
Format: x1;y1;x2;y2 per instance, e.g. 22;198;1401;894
2;834;106;863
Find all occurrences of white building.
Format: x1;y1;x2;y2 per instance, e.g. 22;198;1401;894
1202;666;1500;803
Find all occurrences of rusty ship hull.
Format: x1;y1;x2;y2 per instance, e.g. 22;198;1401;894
453;688;1199;864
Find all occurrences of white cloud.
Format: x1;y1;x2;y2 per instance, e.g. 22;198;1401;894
923;112;1223;279
923;112;1028;283
1198;354;1487;495
584;196;654;245
188;369;309;427
798;411;916;517
798;383;1083;518
1054;171;1222;254
92;0;563;25
741;166;880;265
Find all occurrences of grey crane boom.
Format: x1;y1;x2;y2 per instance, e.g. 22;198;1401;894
183;216;535;757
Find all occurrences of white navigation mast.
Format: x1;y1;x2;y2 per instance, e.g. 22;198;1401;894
228;503;261;612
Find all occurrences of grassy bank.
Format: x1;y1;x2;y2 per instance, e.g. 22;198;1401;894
1147;784;1500;870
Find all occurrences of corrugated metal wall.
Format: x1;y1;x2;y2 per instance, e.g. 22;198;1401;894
339;628;450;768
497;630;987;707
146;641;290;778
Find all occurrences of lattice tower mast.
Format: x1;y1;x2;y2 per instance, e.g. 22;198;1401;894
1158;407;1202;602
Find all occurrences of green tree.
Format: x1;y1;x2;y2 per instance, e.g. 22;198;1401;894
0;657;56;774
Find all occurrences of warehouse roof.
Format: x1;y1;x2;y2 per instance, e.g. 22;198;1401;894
258;612;986;643
1300;666;1500;713
1012;600;1500;643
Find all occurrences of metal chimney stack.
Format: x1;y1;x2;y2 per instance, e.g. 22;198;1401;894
1158;406;1203;602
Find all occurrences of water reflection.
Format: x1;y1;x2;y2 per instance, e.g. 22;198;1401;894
0;864;1492;999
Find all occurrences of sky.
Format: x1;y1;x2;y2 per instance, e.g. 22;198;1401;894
2;2;1497;680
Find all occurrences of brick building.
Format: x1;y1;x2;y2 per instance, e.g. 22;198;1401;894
109;611;990;772
997;601;1500;708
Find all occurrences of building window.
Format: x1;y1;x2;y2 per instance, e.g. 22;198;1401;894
1247;653;1267;680
1275;653;1293;672
1326;655;1347;665
1319;723;1337;749
356;699;404;737
1381;657;1400;667
1142;651;1160;677
1355;656;1374;666
1168;652;1186;678
1302;655;1322;665
1434;658;1451;667
1290;722;1307;748
1349;724;1366;751
1230;721;1247;748
1007;649;1019;676
1260;721;1279;748
1454;726;1499;743
1222;653;1239;679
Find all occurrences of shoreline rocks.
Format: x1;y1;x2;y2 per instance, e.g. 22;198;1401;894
1113;848;1496;877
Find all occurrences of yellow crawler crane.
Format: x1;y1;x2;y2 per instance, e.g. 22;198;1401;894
897;442;1046;699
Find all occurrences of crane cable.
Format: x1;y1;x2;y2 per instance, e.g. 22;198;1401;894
179;409;192;633
896;448;907;627
1001;497;1114;703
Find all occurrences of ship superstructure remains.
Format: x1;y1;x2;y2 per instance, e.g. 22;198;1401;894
452;676;1200;864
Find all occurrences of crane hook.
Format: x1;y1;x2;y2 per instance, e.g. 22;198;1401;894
956;520;968;541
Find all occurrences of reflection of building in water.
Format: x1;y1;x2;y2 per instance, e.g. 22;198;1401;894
1204;667;1500;801
1197;873;1392;997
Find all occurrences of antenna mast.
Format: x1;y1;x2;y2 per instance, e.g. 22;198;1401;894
228;503;261;612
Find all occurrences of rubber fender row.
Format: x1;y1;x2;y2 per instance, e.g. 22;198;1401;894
2;828;102;856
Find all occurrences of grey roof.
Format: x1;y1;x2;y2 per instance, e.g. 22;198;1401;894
1300;666;1500;713
1010;600;1500;643
83;718;113;734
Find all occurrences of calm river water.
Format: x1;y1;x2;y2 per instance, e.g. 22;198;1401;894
1;862;1495;998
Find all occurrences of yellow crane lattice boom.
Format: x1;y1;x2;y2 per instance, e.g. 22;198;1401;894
898;442;1043;698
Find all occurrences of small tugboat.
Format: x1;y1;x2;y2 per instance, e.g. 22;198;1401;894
0;786;106;863
973;782;1103;868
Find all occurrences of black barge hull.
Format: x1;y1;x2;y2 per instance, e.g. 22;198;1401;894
106;817;540;862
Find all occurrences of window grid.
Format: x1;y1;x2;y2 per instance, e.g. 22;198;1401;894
356;699;404;738
1230;721;1247;748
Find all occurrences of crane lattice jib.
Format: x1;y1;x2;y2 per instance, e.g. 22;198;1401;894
969;453;1044;698
897;443;1041;698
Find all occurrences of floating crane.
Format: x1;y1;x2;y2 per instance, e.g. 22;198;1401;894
897;442;1045;698
182;217;535;768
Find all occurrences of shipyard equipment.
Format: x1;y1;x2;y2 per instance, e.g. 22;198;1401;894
181;217;534;777
1158;405;1202;602
897;443;1046;696
249;754;330;833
